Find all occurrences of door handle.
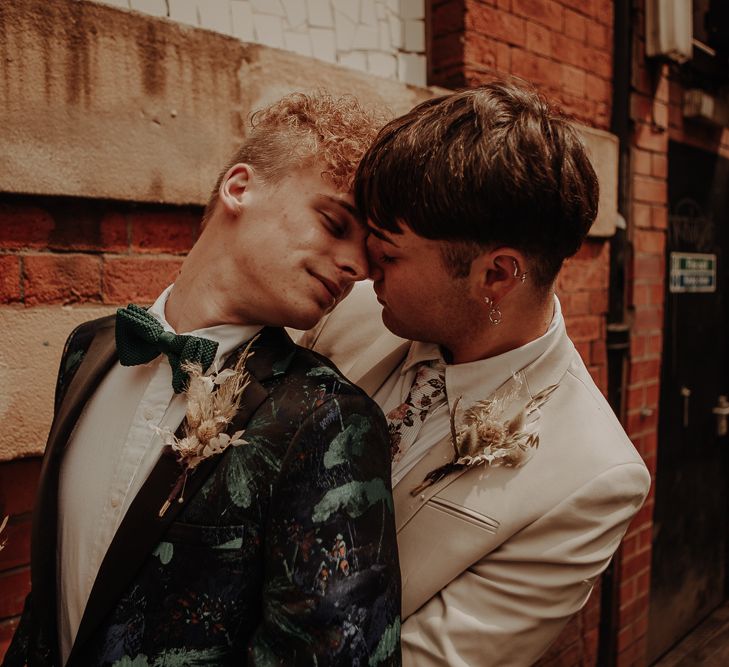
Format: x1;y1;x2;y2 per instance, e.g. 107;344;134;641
713;395;729;437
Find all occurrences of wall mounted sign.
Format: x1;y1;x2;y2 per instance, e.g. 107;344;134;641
669;252;717;293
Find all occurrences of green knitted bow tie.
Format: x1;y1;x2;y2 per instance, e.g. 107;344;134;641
115;304;219;393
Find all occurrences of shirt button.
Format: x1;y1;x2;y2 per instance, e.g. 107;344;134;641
110;496;120;508
144;407;154;421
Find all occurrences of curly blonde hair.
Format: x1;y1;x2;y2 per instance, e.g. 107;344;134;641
203;91;387;222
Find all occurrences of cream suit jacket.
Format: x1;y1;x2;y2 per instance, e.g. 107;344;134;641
298;283;651;666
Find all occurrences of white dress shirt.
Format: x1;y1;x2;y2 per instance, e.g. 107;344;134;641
56;285;261;665
376;296;563;486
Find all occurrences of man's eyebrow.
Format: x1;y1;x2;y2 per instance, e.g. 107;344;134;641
322;195;358;218
367;226;400;246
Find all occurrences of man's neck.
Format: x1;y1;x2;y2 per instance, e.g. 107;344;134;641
445;294;555;364
164;233;251;333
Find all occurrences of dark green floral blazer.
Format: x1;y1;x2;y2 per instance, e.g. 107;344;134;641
3;318;401;667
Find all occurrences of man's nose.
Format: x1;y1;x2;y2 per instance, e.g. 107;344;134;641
338;243;369;282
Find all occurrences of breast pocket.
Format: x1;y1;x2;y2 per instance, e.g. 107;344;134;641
427;495;500;534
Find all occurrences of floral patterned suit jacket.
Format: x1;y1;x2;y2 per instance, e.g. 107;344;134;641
4;317;401;667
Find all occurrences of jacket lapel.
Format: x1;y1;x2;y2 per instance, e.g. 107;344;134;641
346;331;410;396
31;317;117;663
67;327;292;664
393;321;577;533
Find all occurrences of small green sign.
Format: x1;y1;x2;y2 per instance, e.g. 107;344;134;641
669;252;716;293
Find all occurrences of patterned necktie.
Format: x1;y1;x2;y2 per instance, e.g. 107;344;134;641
115;304;219;393
386;360;447;463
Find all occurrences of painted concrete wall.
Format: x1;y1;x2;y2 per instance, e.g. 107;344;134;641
95;0;427;86
0;0;435;207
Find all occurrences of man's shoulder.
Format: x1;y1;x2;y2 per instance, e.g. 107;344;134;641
296;282;394;372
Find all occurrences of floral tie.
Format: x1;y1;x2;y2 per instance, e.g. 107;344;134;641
386;361;447;463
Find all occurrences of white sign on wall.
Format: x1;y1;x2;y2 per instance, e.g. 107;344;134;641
669;252;717;293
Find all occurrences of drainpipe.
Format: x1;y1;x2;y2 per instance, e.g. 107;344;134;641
599;0;633;664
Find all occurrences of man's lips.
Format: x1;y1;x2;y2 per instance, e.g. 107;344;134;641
310;272;343;303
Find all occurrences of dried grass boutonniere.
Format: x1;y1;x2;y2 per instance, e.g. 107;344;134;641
411;374;559;496
156;336;258;517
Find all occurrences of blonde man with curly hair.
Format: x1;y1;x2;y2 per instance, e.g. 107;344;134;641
5;92;401;667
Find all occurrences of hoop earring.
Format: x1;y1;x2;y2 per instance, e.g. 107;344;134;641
484;296;502;325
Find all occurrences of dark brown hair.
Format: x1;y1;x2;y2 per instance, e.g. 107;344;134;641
354;80;599;285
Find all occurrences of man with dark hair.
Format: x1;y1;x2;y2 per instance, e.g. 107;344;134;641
301;81;650;665
4;92;401;667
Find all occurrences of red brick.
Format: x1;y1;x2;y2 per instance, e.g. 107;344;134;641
650;205;668;230
433;1;466;34
432;34;466;70
632;148;652;176
525;21;551;56
465;4;526;46
634;122;667;153
633;306;663;331
465;38;502;72
565;314;601;342
512;0;563;31
630;93;652;124
591;338;606;365
130;210;198;255
631;202;651;228
0;458;41;517
551;33;588;69
45;207;128;253
102;256;183;304
0;204;54;249
510;49;561;87
561;64;586;97
558;254;609;292
23;254;101;305
585;72;611;103
651;153;668;178
0;255;21;303
586;18;609;49
633;175;667;204
589;289;609;314
587;45;612;79
564;8;586;41
634;230;665;255
0;568;30;619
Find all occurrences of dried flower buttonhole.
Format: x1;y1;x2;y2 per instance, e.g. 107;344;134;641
411;373;559;495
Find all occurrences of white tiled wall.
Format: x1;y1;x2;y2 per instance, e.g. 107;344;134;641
96;0;427;86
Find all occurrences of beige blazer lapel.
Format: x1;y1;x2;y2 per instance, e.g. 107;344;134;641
346;331;410;396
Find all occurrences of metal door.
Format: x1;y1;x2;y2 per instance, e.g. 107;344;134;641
647;141;729;662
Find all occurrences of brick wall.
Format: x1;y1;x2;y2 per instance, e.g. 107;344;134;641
429;1;619;665
430;0;613;129
0;195;201;659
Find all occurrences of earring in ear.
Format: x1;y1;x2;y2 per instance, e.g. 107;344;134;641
483;296;502;325
512;259;527;283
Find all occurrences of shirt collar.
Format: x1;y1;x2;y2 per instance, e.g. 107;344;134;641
147;284;262;365
403;294;563;413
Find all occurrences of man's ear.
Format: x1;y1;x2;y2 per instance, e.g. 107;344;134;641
471;247;529;304
219;163;254;215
